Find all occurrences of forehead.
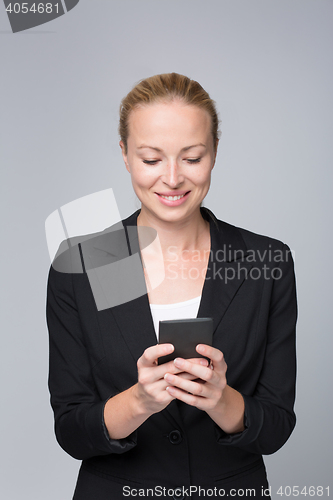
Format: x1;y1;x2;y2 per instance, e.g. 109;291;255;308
127;100;212;147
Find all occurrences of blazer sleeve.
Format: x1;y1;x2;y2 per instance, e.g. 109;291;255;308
215;244;297;455
46;264;137;460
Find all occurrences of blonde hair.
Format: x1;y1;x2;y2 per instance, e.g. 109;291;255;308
119;73;220;154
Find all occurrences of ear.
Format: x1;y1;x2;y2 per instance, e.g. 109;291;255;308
119;140;130;173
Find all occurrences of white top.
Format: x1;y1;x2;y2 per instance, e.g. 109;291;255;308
150;296;201;340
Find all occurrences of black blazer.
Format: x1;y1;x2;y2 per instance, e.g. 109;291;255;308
46;208;297;499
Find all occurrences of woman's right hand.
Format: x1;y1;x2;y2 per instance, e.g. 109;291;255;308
104;344;208;439
134;344;208;415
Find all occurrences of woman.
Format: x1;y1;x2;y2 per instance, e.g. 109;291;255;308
47;73;297;499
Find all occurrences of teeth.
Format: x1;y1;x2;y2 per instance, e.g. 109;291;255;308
160;194;185;201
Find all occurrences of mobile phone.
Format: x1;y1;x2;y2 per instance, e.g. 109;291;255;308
158;317;213;364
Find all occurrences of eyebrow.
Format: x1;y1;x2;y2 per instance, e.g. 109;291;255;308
137;143;206;152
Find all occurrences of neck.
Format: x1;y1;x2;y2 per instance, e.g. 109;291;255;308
137;207;210;254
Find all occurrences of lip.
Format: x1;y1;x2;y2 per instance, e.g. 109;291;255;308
156;190;189;197
155;191;191;207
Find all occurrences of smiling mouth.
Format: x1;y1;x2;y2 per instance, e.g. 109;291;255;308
157;192;190;201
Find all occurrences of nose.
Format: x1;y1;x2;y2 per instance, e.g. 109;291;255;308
162;160;184;188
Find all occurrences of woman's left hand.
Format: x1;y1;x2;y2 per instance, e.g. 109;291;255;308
164;344;227;412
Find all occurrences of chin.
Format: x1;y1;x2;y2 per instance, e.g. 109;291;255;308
156;206;198;223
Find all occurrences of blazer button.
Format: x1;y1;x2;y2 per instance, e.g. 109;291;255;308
173;488;185;500
169;429;182;445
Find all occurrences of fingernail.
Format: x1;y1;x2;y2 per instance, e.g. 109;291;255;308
174;358;183;367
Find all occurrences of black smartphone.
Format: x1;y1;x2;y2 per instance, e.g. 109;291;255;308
158;317;213;364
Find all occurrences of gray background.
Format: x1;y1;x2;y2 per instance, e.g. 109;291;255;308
1;0;332;498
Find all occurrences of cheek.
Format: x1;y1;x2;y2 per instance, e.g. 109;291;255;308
192;169;212;187
131;168;158;189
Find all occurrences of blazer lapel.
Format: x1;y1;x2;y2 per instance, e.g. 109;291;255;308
198;209;253;335
89;210;158;363
179;209;253;424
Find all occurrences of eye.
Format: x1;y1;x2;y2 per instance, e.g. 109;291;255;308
186;158;201;164
142;160;159;165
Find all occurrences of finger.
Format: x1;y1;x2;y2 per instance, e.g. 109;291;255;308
158;357;208;369
187;357;209;367
176;360;209;380
195;345;226;369
140;382;177;410
145;359;187;381
139;357;197;386
151;357;208;379
138;344;174;367
164;372;211;398
171;357;217;384
147;378;177;401
177;372;206;381
165;385;204;408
